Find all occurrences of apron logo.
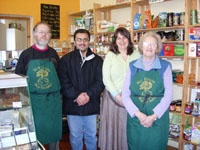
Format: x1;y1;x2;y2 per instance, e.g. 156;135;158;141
33;66;52;89
137;77;156;103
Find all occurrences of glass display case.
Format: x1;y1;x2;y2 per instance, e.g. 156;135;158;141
0;73;43;150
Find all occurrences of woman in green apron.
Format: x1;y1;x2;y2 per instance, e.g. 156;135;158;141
122;31;173;150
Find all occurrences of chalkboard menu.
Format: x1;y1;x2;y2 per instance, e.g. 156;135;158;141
41;4;60;39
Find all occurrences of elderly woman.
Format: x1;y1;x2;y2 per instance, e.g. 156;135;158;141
98;27;140;150
122;31;173;150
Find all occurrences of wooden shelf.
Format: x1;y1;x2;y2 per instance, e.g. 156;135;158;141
162;41;185;44
168;137;179;142
69;9;93;16
182;139;200;146
188;40;200;43
96;42;111;45
183;113;200;118
159;56;184;59
133;0;172;5
96;31;115;34
185;84;200;88
132;26;185;33
188;25;200;28
173;82;184;86
170;111;181;115
187;56;200;59
95;2;131;11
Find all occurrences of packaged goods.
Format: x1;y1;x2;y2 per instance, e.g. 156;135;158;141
175;29;184;41
152;15;159;28
188;43;196;57
184;125;192;141
190;9;198;25
159;47;164;56
191;123;200;144
144;10;152;29
163;44;174;56
173;13;180;26
196;43;200;57
167;12;174;27
189;28;200;40
176;101;182;112
170;101;176;111
184;144;194;150
174;44;184;56
185;103;193;114
133;14;141;30
158;12;167;27
180;12;185;25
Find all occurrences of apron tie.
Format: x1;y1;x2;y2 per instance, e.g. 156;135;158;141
132;94;163;108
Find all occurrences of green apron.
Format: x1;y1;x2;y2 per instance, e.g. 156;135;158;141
27;59;62;145
127;69;169;150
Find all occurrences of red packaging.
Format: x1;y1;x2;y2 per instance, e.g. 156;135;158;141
163;44;174;56
196;43;200;57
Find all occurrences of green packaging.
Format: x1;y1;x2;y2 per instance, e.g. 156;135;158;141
174;44;184;56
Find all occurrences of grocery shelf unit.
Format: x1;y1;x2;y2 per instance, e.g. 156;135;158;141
179;0;200;149
68;0;200;149
93;2;131;56
68;9;94;52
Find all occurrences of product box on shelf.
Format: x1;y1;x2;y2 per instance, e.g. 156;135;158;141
158;12;167;27
174;44;184;56
133;14;141;30
191;123;200;145
189;28;200;40
196;43;200;57
188;43;196;57
163;44;174;56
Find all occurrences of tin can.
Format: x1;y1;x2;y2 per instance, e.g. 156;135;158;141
167;12;174;27
190;9;198;25
180;12;185;25
173;13;180;26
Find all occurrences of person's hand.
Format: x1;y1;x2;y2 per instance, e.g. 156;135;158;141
135;111;147;126
141;114;157;128
115;94;124;106
74;92;90;106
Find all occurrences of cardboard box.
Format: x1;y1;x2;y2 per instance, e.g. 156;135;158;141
196;43;200;57
189;28;200;40
174;44;184;56
163;44;174;56
188;43;196;57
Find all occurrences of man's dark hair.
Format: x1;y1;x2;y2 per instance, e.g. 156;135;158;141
74;29;90;41
33;21;51;33
110;27;133;55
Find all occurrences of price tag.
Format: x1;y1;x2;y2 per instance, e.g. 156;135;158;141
12;102;22;108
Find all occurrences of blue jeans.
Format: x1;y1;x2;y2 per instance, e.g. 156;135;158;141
67;115;97;150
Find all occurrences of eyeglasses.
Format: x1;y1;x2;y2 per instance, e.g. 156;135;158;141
76;38;89;42
143;42;157;48
35;31;51;35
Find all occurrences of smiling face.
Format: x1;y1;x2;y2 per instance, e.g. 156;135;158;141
74;33;90;53
116;33;129;52
33;24;51;49
142;36;158;59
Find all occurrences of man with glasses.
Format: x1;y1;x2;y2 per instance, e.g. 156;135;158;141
59;29;104;150
15;22;62;150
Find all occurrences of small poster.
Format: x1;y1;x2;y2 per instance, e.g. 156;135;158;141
41;4;60;39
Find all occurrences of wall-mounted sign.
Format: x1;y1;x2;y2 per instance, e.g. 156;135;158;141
41;4;60;39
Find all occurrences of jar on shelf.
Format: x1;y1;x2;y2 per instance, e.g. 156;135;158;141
185;103;193;114
175;101;182;112
170;101;176;111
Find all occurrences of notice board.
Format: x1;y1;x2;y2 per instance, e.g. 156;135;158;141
41;4;60;39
